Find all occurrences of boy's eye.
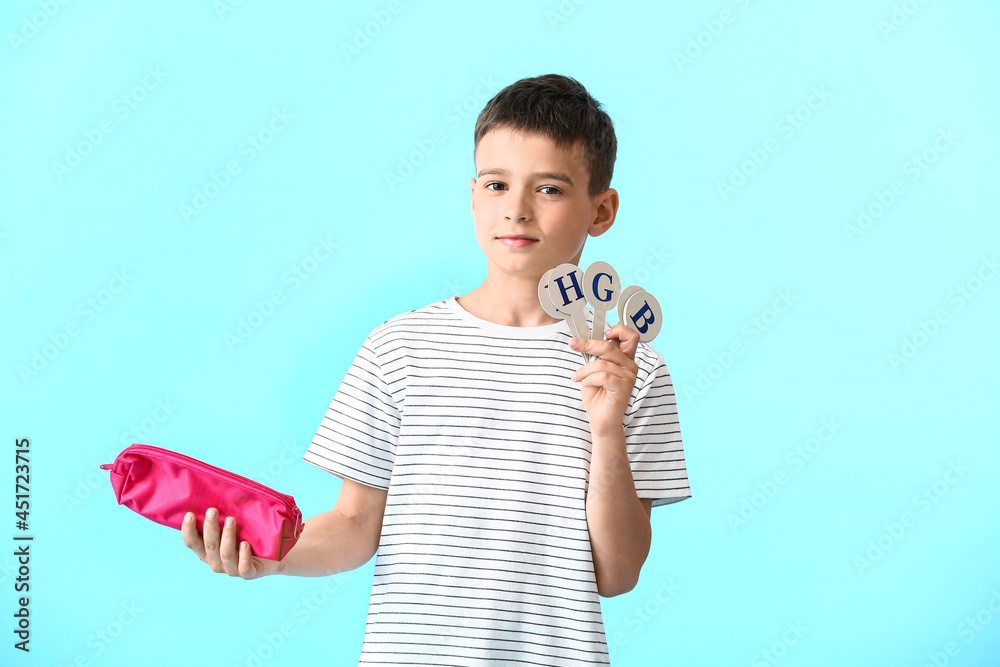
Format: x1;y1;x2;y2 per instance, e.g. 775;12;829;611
483;182;561;196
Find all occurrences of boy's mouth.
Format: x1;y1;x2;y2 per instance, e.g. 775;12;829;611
497;234;538;247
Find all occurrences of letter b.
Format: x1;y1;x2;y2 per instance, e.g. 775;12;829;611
629;302;655;334
371;8;391;26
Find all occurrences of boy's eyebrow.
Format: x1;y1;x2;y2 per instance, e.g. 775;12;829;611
477;168;575;187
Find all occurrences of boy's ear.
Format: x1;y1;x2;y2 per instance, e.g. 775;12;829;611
469;178;477;215
589;188;619;237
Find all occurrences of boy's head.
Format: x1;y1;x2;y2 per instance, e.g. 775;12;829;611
473;74;617;197
468;74;621;279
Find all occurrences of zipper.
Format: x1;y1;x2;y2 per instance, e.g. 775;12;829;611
120;444;302;523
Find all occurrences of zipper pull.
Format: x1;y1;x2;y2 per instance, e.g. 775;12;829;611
99;464;112;470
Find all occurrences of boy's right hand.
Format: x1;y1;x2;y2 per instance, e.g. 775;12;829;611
181;508;279;580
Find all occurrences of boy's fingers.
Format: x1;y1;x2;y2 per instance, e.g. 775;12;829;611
572;358;632;384
202;508;223;571
570;337;613;359
606;324;640;359
180;512;207;561
219;516;239;576
237;542;254;579
579;371;624;389
570;334;637;370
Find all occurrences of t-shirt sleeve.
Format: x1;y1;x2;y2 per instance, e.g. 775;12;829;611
624;348;692;508
302;334;401;491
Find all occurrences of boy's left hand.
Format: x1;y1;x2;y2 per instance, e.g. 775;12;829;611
569;324;640;437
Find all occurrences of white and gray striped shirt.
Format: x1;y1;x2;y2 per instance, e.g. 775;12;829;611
303;296;691;665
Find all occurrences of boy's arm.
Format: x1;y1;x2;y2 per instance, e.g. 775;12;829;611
276;479;387;577
182;478;387;579
570;325;654;598
586;426;653;598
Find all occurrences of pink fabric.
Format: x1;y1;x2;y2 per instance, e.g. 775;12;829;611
101;443;303;561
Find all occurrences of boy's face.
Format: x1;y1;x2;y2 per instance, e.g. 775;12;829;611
470;127;617;283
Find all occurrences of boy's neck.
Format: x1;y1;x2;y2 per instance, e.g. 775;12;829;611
456;280;561;328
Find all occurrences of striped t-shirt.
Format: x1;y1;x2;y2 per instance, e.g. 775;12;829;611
303;295;691;665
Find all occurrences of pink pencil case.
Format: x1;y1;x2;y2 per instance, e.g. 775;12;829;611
100;443;303;561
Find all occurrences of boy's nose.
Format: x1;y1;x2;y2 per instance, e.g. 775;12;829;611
504;190;533;221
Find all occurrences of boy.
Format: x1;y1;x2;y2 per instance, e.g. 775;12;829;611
182;73;691;665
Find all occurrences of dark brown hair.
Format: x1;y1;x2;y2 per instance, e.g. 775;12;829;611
473;74;617;196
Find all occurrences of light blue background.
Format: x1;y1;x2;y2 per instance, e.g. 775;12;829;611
2;1;998;665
